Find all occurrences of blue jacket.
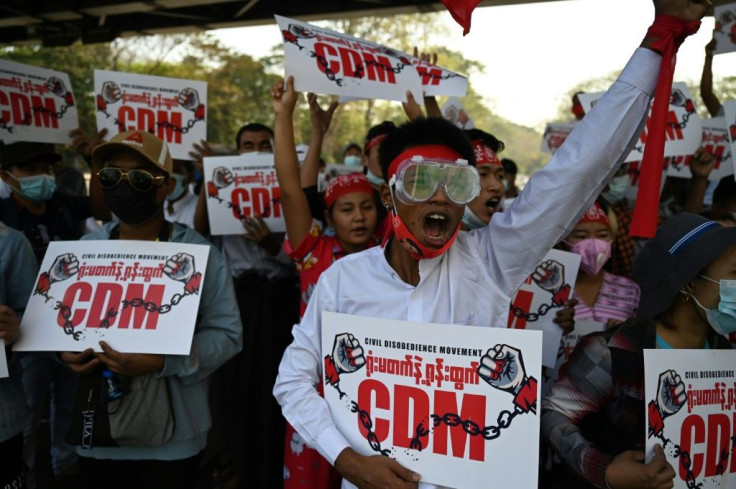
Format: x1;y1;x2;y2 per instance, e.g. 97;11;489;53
0;221;36;443
78;222;243;460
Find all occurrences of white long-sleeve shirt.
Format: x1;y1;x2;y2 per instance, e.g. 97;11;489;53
274;47;661;489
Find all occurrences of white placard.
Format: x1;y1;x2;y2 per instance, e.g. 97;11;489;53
724;100;736;179
542;319;606;395
94;69;207;160
507;249;581;368
666;117;734;181
578;83;703;164
14;240;209;355
276;15;467;102
541;122;577;155
442;97;475;129
0;59;78;144
203;153;285;235
319;163;364;192
644;349;736;489
322;312;542;489
0;345;7;378
714;3;736;55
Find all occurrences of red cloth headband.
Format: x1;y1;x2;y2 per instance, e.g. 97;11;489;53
387;144;464;180
364;134;387;153
579;202;610;228
630;13;700;238
472;140;501;166
324;173;373;208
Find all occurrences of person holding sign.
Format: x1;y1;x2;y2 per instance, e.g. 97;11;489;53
0;221;36;489
273;78;380;489
275;2;709;486
542;212;735;489
58;130;242;489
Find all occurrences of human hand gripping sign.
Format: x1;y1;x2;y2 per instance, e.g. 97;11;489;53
207;166;233;198
324;333;365;386
648;369;686;437
35;253;79;296
163;253;202;295
478;344;538;413
532;259;571;307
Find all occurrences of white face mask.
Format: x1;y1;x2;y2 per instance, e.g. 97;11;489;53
689;277;736;336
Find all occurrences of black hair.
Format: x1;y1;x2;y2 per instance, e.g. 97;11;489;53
378;117;475;184
342;142;362;157
713;176;736;207
235;123;274;149
501;158;518;175
463;129;505;160
365;121;397;145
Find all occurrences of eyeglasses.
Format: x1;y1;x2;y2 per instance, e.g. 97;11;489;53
97;168;167;192
389;156;480;206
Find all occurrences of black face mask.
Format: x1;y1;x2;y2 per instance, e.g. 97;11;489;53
103;180;161;225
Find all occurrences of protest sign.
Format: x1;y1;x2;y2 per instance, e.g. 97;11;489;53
714;3;736;55
541;122;577;155
542;319;606;395
94;69;207;160
507;249;581;368
14;240;209;355
578;83;703;164
666;117;734;181
725;100;736;179
0;345;7;378
0;59;78;144
319;163;363;192
276;15;467;102
322;311;542;489
203;153;285;235
644;349;736;489
442;97;475;129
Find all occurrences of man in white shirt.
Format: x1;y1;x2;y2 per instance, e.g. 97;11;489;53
274;1;708;488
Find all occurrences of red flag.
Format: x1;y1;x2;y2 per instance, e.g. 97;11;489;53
629;14;700;238
441;0;483;36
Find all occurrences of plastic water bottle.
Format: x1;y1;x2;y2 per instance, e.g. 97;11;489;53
103;369;123;400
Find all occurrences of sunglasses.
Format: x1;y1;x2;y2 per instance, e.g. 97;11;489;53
97;167;167;192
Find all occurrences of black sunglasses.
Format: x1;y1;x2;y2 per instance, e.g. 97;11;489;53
97;167;167;192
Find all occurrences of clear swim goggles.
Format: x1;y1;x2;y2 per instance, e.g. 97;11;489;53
388;155;480;206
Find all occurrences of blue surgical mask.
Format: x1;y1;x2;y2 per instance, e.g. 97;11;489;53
344;155;362;167
8;172;56;202
365;168;384;186
690;276;736;335
166;174;187;202
462;206;486;230
602;174;631;204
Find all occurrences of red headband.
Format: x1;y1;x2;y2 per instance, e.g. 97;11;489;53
579;202;610;228
364;134;387;153
387;144;464;180
324;173;373;208
472;140;501;166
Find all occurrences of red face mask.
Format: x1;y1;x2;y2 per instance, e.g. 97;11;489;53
388;209;461;260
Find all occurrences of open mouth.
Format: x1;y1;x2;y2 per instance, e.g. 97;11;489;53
485;198;500;215
423;212;451;242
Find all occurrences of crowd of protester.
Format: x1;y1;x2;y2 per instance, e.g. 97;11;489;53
1;1;735;488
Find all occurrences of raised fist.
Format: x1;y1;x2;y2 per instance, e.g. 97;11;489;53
211;166;234;189
46;76;67;98
478;344;527;396
324;333;365;385
50;253;79;283
163;253;196;284
100;81;122;104
178;88;205;120
656;369;686;419
532;260;565;294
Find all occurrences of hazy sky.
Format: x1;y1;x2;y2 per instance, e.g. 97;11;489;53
212;0;736;129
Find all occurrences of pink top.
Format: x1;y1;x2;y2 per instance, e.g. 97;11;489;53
572;271;640;324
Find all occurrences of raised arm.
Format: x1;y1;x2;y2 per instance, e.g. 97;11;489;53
700;39;722;117
300;93;338;188
272;77;314;250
